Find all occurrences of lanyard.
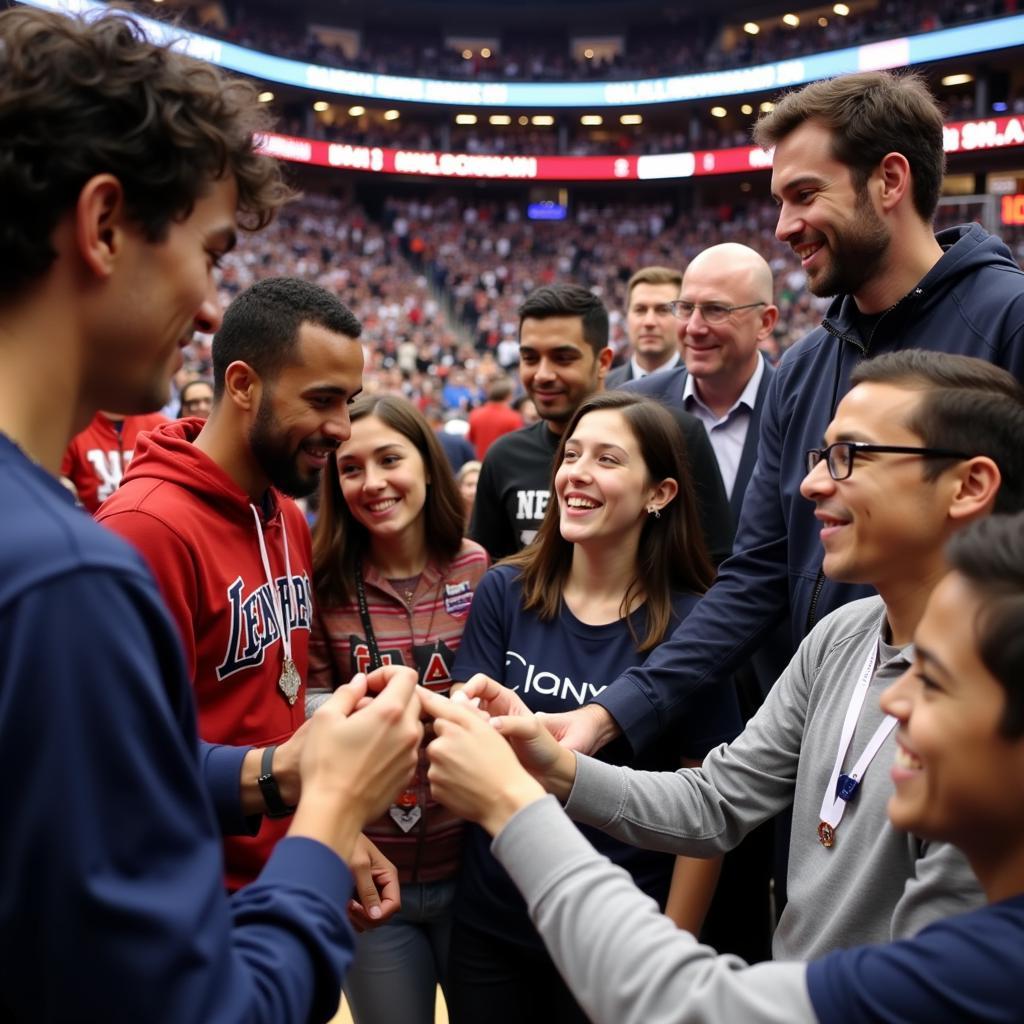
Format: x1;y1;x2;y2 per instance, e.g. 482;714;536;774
816;640;898;847
249;503;300;704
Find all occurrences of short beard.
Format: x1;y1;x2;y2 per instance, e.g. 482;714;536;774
249;392;321;498
808;187;891;299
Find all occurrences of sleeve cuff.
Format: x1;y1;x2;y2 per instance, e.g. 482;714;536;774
563;754;628;828
201;742;261;837
592;680;660;753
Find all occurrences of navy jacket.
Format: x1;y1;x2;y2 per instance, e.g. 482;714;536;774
0;435;355;1022
596;224;1024;751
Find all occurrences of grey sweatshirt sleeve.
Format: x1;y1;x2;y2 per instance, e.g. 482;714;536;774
494;797;817;1024
892;837;986;940
564;631;814;856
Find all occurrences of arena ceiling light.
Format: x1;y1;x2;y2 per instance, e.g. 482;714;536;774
620;113;643;125
455;113;478;124
518;115;530;126
489;114;512;125
818;16;829;26
481;47;492;58
312;101;330;112
783;13;800;27
531;115;555;126
711;106;727;118
257;91;274;103
461;49;472;59
941;73;975;86
740;103;754;115
833;3;850;15
744;22;760;35
383;109;401;120
348;105;366;117
580;115;604;125
760;101;775;112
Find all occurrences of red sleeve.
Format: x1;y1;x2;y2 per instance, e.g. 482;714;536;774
97;510;200;681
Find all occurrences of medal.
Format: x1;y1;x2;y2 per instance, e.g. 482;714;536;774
279;657;301;704
817;821;835;847
390;786;421;832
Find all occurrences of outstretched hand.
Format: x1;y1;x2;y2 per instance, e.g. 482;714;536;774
421;689;545;837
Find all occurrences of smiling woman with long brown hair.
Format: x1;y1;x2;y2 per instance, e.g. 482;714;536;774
308;393;488;1024
443;391;741;1024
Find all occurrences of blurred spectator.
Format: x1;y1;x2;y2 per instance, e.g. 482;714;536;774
467;376;523;459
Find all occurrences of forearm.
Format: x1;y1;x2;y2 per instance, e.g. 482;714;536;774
664;854;723;933
494;798;816;1024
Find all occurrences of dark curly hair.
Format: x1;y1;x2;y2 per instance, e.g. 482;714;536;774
0;7;290;298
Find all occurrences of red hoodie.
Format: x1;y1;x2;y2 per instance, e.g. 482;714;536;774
97;418;311;890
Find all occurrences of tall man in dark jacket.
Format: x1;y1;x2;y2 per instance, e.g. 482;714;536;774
553;70;1024;757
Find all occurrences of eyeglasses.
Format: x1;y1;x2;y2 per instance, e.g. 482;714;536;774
667;300;766;324
806;441;973;481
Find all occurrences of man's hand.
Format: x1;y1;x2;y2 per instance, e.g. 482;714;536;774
347;834;401;932
421;689;544;837
289;668;422;862
487;712;577;801
538;703;622;755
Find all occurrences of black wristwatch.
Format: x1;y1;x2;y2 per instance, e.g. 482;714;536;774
257;744;296;818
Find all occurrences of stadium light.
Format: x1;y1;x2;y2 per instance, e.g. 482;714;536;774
744;22;760;35
760;101;775;112
348;105;366;117
740;103;753;115
383;109;400;120
783;14;800;27
489;114;512;125
532;115;555;126
941;73;974;86
711;106;727;118
580;115;604;125
833;4;850;15
620;113;643;125
257;91;274;103
455;113;478;125
313;101;330;112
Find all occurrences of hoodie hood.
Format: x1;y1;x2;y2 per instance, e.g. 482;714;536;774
819;223;1023;354
122;417;285;526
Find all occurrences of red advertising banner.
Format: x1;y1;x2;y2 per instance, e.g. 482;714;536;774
256;113;1024;182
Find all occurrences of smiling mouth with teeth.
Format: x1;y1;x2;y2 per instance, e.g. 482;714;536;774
566;496;600;509
894;745;922;770
367;498;399;513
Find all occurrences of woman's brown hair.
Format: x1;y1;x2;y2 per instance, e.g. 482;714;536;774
506;392;714;652
313;394;465;607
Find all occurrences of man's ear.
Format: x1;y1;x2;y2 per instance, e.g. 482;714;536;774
596;346;614;382
949;456;1002;524
875;152;913;215
74;174;127;279
223;361;262;413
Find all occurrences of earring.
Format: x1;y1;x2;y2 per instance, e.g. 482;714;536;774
647;506;661;519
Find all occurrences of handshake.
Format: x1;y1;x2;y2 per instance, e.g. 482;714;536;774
288;667;584;875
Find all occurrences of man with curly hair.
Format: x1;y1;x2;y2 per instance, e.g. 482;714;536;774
0;8;422;1022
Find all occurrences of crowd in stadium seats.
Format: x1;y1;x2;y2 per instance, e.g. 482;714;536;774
136;0;1008;83
179;191;838;420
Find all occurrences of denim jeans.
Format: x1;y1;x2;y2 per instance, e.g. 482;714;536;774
344;878;456;1024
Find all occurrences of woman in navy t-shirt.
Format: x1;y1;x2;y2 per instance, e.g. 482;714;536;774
447;392;741;1024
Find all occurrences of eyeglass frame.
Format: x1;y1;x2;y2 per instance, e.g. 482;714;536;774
805;441;974;481
667;300;767;324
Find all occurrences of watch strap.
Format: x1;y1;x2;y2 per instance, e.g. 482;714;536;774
257;744;295;818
